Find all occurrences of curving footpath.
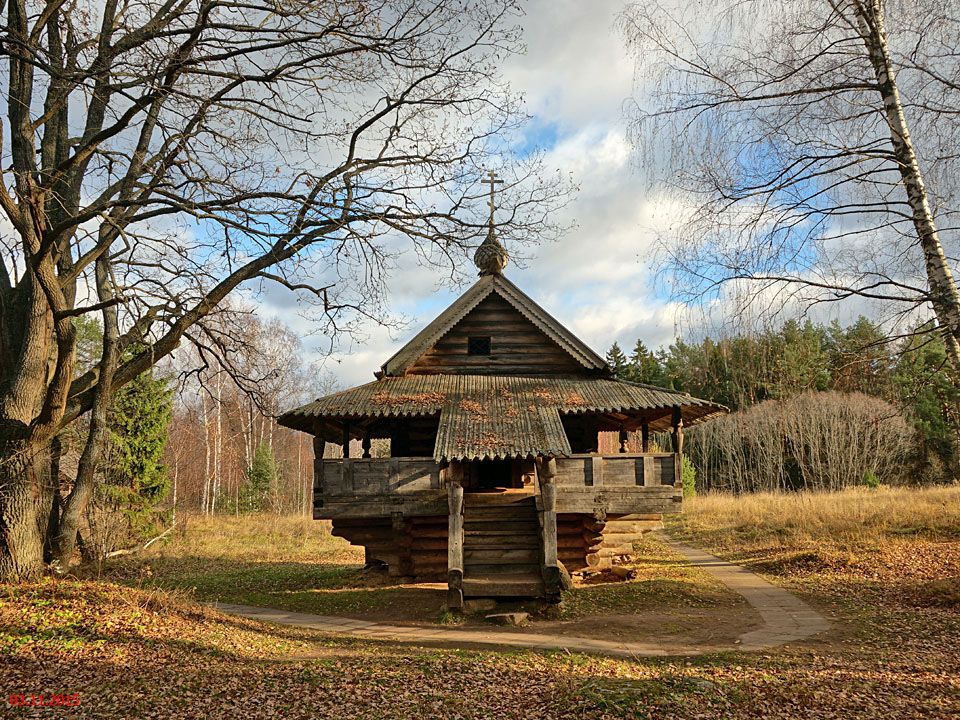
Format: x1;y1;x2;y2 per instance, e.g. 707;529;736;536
215;539;829;658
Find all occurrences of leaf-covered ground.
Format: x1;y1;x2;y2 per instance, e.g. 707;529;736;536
4;492;960;718
109;516;753;644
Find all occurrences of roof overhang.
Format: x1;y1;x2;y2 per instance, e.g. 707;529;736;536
279;374;727;461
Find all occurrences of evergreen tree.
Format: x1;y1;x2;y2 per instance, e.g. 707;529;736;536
106;369;174;536
73;315;104;375
895;324;960;476
606;342;630;380
827;317;894;397
241;444;278;512
628;340;665;385
775;320;831;398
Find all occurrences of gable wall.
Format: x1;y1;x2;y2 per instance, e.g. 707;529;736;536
406;292;585;375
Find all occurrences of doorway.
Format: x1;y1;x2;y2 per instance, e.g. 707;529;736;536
464;459;518;492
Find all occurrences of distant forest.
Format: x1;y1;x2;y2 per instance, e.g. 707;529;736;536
606;318;959;492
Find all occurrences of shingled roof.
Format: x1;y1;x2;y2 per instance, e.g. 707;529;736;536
278;374;726;461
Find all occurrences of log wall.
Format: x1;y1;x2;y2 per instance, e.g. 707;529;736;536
406;293;584;375
316;453;681;579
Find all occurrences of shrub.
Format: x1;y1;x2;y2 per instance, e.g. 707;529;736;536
685;391;913;492
862;469;881;488
681;455;697;498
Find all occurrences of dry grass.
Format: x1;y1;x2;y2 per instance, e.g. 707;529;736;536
163;513;363;565
677;485;960;548
111;514;744;626
672;485;960;612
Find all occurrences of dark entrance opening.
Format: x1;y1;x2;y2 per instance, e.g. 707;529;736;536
465;459;519;491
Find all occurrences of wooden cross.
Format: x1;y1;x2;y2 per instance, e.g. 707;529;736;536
481;169;503;223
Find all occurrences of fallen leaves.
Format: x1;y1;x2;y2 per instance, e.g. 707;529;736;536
3;496;960;719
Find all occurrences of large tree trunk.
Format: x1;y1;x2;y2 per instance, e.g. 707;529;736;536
0;428;46;580
0;270;60;580
857;1;960;370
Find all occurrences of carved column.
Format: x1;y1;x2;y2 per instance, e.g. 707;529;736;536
538;456;562;602
311;434;325;517
341;422;351;458
641;418;650;453
446;460;464;610
361;432;372;459
671;406;684;487
618;427;628;453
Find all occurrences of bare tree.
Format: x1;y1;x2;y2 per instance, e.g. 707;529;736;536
0;0;568;579
620;0;960;364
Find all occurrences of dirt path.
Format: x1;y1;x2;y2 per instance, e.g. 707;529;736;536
659;535;830;651
214;538;829;658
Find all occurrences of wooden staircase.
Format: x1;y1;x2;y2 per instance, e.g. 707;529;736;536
461;492;545;598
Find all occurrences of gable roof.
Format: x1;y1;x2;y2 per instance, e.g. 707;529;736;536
379;273;609;377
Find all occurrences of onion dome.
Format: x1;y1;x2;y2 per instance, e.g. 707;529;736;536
474;226;509;275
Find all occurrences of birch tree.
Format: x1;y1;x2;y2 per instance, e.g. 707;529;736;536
0;0;566;579
620;0;960;366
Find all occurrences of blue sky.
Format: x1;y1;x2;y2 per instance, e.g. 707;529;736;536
256;0;696;388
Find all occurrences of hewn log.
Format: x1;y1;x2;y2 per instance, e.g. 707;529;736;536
447;479;464;610
538;457;560;601
598;532;646;546
409;537;448;551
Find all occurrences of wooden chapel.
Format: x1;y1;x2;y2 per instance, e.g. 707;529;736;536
279;209;724;608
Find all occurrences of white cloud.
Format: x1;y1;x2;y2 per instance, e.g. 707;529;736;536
255;0;692;390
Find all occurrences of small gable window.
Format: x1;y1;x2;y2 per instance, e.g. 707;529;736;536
468;336;492;356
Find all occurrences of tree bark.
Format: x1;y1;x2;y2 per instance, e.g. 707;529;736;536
0;428;46;580
856;0;960;370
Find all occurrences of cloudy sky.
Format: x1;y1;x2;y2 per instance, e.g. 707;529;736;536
260;0;685;389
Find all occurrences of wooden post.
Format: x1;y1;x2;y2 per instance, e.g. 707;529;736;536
538;456;562;602
671;406;684;488
618;427;628;453
641;419;650;453
311;434;325;517
446;463;464;610
341;422;351;458
361;432;371;459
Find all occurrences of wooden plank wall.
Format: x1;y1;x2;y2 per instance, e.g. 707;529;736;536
554;454;677;487
320;458;441;497
406;293;584;375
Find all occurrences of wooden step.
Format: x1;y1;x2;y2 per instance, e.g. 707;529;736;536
463;520;538;532
464;527;538;538
463;538;539;551
463;505;537;519
463;572;545;598
463;493;536;506
464;561;541;574
464;548;539;564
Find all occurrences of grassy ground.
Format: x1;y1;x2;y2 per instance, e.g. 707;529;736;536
109;514;749;638
2;486;958;718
